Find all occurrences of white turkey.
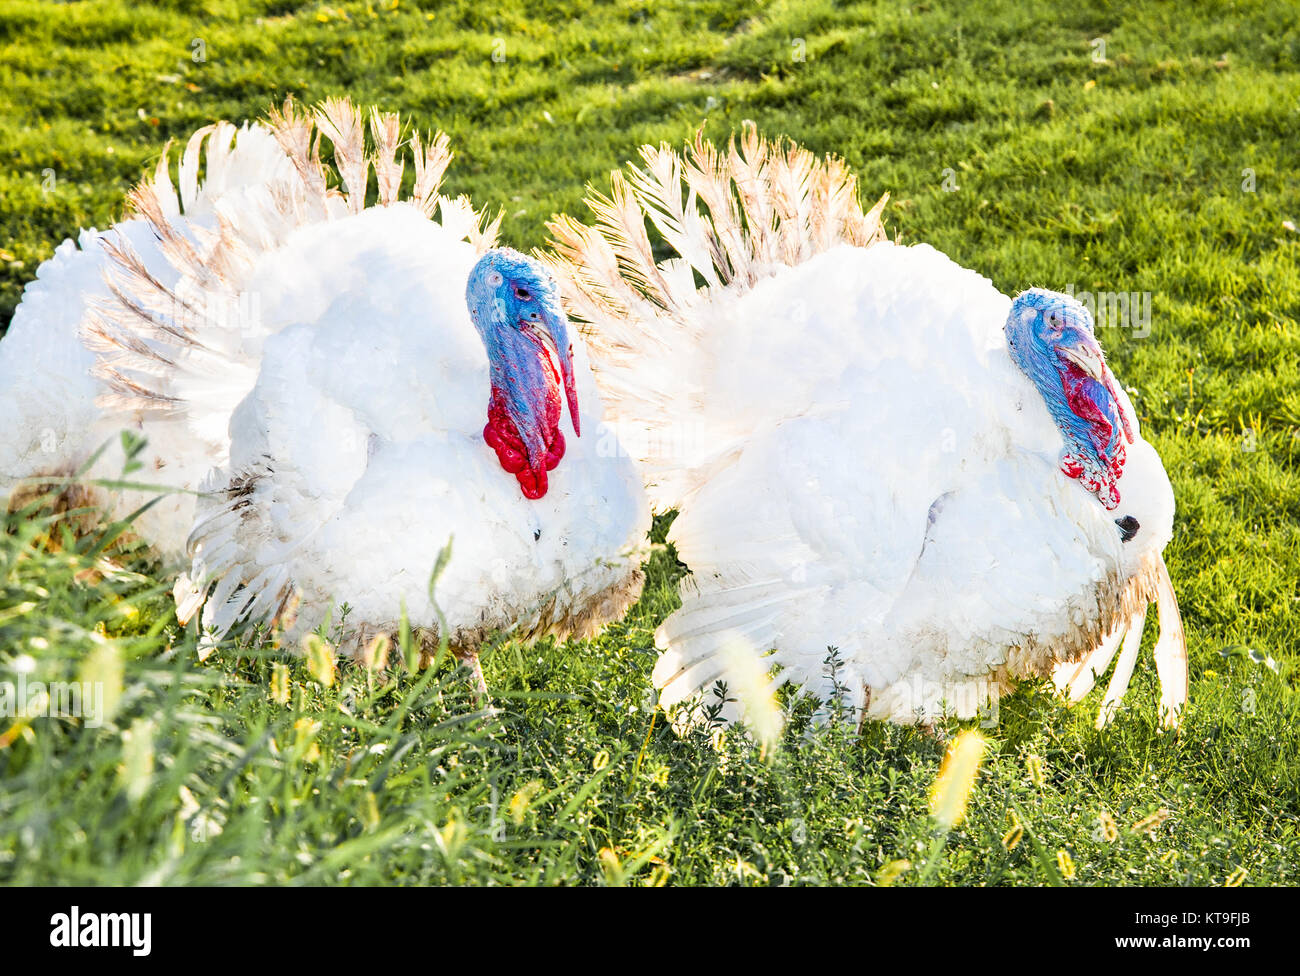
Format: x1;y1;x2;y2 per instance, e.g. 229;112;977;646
10;99;651;688
546;124;1187;731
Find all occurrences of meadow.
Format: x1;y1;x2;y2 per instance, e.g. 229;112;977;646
0;0;1298;885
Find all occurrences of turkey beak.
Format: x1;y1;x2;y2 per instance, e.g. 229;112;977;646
1058;332;1134;444
1058;336;1106;382
539;306;581;437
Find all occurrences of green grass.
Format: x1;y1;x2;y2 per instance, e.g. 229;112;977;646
1;0;1298;885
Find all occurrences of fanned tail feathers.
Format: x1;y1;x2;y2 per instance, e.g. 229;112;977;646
83;97;499;427
544;122;886;508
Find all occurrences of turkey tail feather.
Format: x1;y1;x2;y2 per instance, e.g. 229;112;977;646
544;123;887;508
1096;607;1148;729
183;459;296;656
1152;553;1188;729
1053;551;1187;730
83;97;495;444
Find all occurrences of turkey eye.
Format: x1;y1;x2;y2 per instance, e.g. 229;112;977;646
514;286;532;301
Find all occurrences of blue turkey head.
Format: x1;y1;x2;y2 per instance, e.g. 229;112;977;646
1004;288;1134;510
466;248;580;499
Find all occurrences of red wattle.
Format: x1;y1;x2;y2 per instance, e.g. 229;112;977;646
1058;364;1128;504
1061;364;1115;456
483;385;566;499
